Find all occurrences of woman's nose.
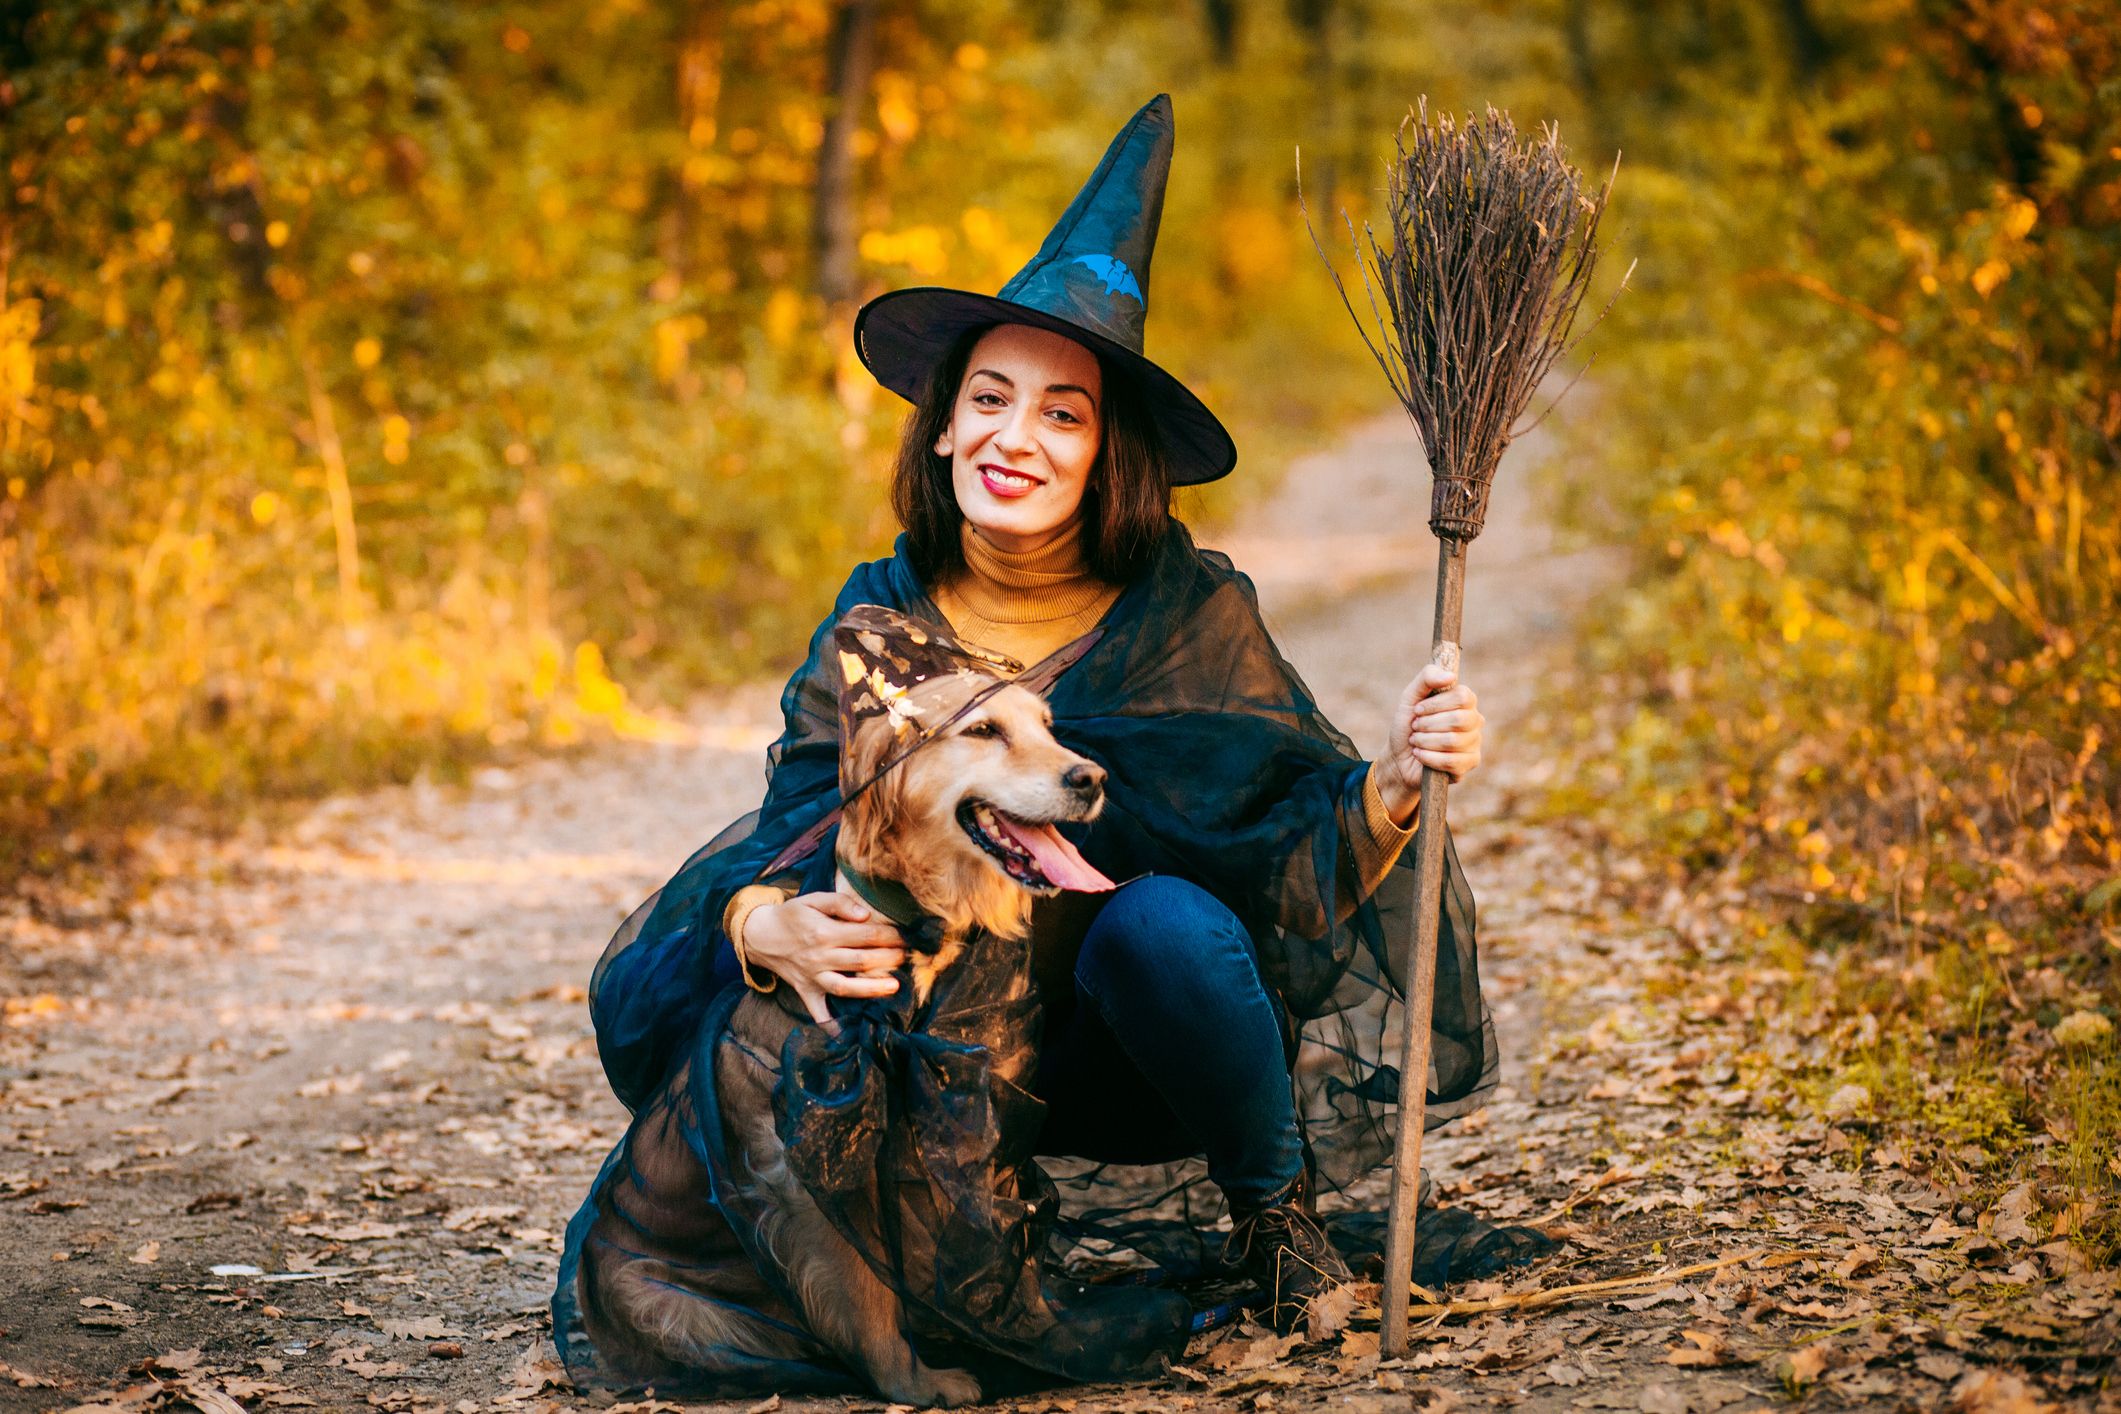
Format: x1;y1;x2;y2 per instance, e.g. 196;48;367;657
994;403;1039;454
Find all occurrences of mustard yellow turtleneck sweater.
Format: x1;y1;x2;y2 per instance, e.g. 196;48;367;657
722;517;1420;973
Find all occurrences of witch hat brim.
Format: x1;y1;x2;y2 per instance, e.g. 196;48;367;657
853;94;1237;487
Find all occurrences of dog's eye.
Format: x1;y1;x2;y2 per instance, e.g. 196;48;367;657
963;720;1004;741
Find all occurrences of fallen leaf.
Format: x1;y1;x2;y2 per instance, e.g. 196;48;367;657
441;1204;524;1233
1662;1329;1733;1367
128;1241;160;1266
175;1380;248;1414
375;1315;457;1341
287;1220;404;1241
135;1350;200;1375
1833;1243;1882;1279
1305;1281;1360;1340
1201;1329;1302;1372
1615;1284;1690;1311
1339;1329;1380;1360
218;1376;285;1398
1638;1385;1688;1414
1951;1369;2058;1413
0;1360;56;1389
1775;1343;1831;1387
1991;1183;2041;1246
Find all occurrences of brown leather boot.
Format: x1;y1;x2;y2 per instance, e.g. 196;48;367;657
1221;1171;1353;1334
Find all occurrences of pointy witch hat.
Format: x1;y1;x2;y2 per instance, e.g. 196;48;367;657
854;93;1237;486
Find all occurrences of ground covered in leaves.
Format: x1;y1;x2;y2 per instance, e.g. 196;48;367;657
3;413;2113;1413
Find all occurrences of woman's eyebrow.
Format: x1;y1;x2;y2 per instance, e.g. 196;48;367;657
970;368;1099;409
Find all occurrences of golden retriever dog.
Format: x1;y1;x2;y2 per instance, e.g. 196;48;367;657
576;662;1116;1408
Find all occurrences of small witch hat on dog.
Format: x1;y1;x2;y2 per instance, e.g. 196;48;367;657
756;607;1114;883
758;604;1115;895
854;93;1237;486
832;604;1020;807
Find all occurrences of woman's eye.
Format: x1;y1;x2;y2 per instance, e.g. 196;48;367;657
1048;408;1081;425
973;391;1005;408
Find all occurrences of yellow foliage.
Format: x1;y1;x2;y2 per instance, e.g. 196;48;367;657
1217;206;1291;289
858;225;952;276
874;72;920;144
762;290;804;349
959;206;1006;254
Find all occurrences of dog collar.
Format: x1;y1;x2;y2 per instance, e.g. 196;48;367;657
837;859;947;953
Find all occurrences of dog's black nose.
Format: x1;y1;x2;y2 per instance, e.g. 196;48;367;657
1063;762;1106;798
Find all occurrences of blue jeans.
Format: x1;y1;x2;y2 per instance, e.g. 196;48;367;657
1031;874;1304;1211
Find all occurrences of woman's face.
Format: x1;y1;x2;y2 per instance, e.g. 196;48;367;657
935;323;1103;552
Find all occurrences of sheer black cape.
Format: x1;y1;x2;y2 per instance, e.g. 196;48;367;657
553;517;1506;1393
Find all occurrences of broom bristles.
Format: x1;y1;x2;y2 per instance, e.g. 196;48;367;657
1300;100;1622;542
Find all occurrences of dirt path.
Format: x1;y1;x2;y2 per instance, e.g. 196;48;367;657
3;412;2110;1414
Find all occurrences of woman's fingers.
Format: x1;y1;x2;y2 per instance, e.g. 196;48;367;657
1413;746;1480;780
818;970;902;999
800;890;878;923
824;920;910;950
1408;707;1480;733
792;981;834;1027
1413;684;1477;716
819;947;905;974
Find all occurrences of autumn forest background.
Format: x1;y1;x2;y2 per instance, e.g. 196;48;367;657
4;0;2119;1274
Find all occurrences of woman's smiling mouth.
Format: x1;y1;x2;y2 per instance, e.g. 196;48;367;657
979;463;1043;498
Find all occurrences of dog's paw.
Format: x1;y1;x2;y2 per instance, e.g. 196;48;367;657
890;1365;982;1409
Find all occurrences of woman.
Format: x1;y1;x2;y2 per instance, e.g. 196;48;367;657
730;319;1483;1315
558;95;1509;1393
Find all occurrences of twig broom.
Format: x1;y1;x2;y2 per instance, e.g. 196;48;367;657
1300;100;1624;1356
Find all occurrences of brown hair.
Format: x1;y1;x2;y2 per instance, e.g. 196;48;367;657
891;323;1172;586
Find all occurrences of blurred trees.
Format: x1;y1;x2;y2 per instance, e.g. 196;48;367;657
0;0;1493;863
1549;0;2120;1220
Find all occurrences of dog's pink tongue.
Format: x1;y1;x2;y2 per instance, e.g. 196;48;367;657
992;816;1117;892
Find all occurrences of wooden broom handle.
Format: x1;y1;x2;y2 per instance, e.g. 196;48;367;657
1381;535;1467;1354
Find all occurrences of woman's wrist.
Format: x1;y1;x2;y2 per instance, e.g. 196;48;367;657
1369;758;1419;832
726;887;792;991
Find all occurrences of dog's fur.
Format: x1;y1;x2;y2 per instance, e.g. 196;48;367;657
579;668;1106;1407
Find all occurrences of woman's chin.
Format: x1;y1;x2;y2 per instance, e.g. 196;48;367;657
963;501;1067;542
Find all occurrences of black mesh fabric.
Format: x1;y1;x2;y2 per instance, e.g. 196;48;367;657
553;516;1523;1396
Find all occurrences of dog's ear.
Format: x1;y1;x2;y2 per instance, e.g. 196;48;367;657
840;719;909;872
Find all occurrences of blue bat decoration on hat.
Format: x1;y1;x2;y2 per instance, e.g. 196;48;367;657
1071;254;1143;303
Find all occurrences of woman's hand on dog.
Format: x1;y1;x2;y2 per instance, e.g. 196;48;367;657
1377;663;1484;827
745;892;907;1025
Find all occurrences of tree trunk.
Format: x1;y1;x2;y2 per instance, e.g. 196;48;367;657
669;4;727;291
1778;0;1830;84
1292;0;1338;211
814;0;878;315
1566;0;1600;112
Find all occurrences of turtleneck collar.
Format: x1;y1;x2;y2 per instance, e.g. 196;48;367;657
949;516;1113;625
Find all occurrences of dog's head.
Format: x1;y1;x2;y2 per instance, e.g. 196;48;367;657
837;659;1116;943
